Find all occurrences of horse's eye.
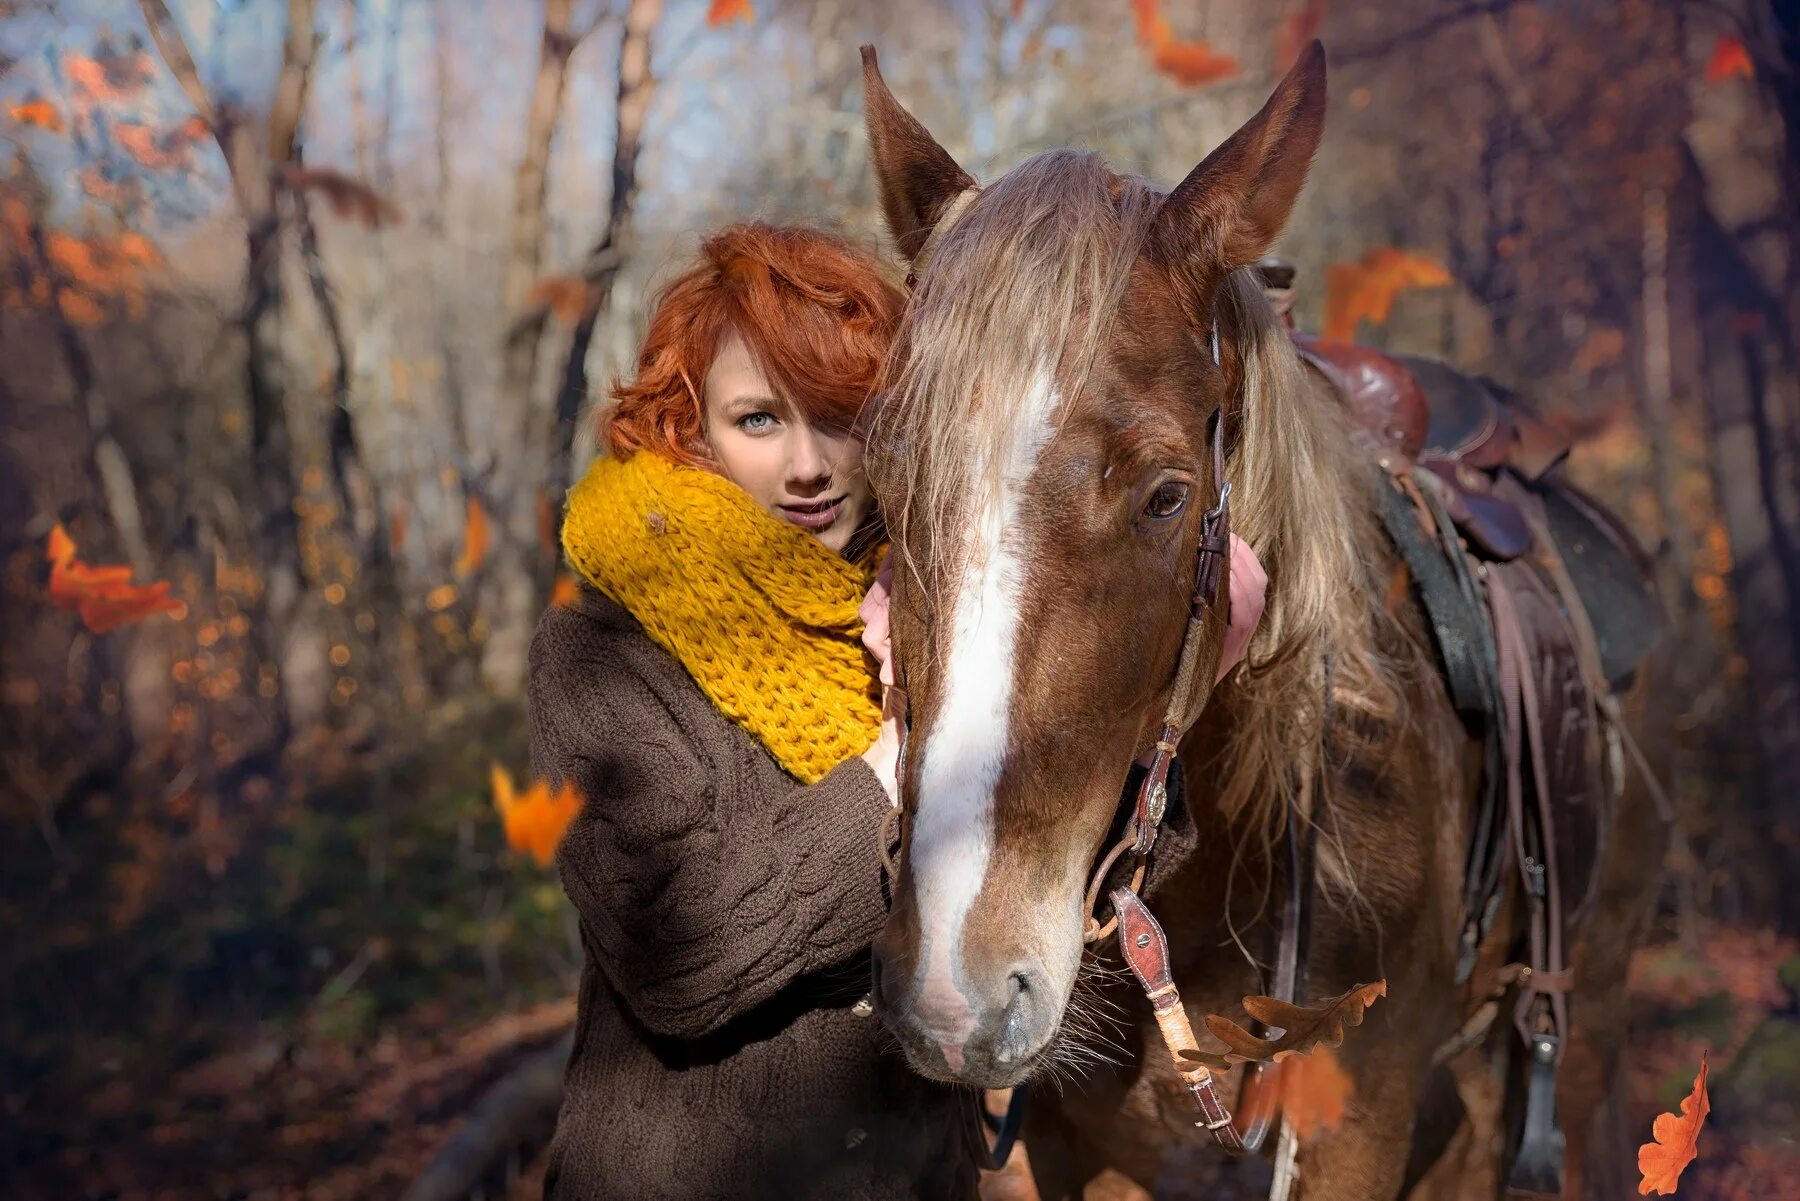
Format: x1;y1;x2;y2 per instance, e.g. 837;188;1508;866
1144;481;1189;520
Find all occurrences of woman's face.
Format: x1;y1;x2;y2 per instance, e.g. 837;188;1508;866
700;331;874;556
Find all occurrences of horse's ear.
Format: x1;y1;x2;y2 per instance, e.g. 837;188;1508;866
861;45;977;265
1151;40;1327;293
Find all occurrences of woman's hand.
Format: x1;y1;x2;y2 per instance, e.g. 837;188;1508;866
859;554;896;689
859;555;901;802
1218;533;1267;683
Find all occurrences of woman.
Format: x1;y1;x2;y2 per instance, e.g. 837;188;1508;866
529;223;1266;1200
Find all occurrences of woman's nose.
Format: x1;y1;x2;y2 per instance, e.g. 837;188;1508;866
787;426;833;491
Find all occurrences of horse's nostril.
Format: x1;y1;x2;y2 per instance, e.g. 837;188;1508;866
1008;970;1031;999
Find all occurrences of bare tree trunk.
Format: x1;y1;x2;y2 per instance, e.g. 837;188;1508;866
480;0;591;693
550;0;666;513
138;0;324;736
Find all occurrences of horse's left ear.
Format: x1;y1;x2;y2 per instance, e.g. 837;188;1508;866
1151;41;1327;293
861;45;978;265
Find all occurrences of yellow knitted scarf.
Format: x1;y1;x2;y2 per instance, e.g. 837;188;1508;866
561;452;881;783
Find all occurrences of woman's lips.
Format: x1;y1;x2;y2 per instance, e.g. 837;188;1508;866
779;496;846;531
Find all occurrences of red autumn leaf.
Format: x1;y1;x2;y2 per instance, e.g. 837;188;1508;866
1705;34;1752;83
490;764;581;867
706;0;753;26
1131;0;1240;88
7;95;64;132
45;523;188;634
1273;0;1327;75
1279;1045;1353;1138
528;274;599;325
1323;247;1453;342
1638;1052;1709;1195
281;165;402;228
455;495;491;578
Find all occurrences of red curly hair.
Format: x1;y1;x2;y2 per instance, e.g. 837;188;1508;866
602;224;906;468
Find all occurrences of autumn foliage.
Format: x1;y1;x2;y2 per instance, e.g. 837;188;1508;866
45;524;188;634
1638;1053;1711;1195
489;764;581;868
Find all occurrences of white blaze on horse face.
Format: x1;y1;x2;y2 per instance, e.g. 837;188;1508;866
908;366;1061;1038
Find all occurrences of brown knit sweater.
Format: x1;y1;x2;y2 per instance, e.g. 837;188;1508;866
528;584;976;1200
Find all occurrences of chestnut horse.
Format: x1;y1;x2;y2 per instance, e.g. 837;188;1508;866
861;43;1665;1199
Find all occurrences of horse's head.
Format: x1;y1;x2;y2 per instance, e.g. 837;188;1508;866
861;43;1327;1088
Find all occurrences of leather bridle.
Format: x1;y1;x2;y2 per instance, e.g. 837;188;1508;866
880;271;1257;1158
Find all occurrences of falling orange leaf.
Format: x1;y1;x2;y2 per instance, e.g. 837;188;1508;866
7;96;64;132
550;572;580;608
45;523;188;634
281;165;402;228
1131;0;1240;87
1705;34;1752;83
1323;248;1452;342
706;0;753;26
1279;1045;1353;1138
528;274;599;325
1638;1052;1710;1195
490;764;581;867
1273;0;1326;75
455;495;490;578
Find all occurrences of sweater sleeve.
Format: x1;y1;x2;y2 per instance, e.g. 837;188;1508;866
527;606;893;1041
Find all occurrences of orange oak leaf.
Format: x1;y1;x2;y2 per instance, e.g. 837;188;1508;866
1638;1052;1709;1195
455;495;490;578
1323;248;1452;342
1131;0;1240;87
8;96;64;132
1273;0;1327;75
707;0;753;26
45;523;188;634
528;274;599;325
1705;35;1752;83
1182;981;1387;1070
1279;1045;1353;1138
490;763;581;867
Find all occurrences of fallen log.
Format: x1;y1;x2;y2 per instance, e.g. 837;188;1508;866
401;1031;573;1201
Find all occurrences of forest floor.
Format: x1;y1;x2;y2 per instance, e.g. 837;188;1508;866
4;702;1797;1200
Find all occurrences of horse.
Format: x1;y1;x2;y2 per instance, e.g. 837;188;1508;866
858;41;1668;1199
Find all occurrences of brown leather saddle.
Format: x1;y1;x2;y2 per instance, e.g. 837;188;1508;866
1290;325;1662;1197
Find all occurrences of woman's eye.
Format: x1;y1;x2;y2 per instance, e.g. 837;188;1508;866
738;411;777;434
1144;482;1189;520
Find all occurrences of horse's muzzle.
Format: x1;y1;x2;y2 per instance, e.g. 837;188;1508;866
871;941;1059;1088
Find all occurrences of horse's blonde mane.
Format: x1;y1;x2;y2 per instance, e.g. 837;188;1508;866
871;150;1408;854
1210;271;1404;853
870;151;1159;617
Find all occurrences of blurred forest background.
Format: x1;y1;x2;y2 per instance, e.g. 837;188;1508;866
2;0;1798;1197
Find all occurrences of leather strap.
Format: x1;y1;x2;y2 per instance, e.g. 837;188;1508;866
1113;886;1245;1153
